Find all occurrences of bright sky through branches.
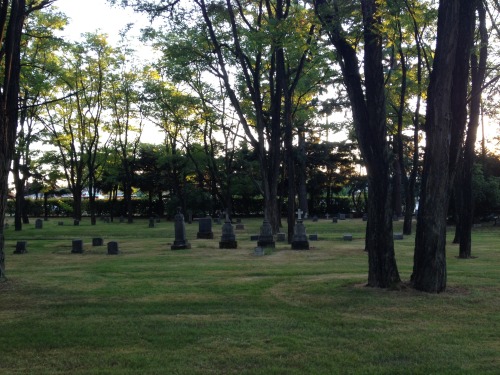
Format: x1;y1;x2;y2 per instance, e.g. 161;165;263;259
54;0;147;44
53;0;164;144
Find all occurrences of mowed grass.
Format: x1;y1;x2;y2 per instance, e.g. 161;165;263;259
0;216;499;374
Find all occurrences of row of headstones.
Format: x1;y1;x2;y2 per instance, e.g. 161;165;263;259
171;211;315;251
71;238;120;254
13;237;120;255
34;219;81;229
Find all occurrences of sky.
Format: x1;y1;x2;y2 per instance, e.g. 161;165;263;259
54;0;148;44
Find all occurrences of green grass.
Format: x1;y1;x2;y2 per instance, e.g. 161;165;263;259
0;217;499;374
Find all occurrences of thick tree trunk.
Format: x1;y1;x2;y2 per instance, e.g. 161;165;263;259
0;0;27;280
315;0;400;287
413;0;474;293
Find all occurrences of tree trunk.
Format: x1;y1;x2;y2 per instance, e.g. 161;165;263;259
297;129;308;216
14;186;23;231
315;0;400;287
413;0;474;293
458;2;487;259
0;0;26;280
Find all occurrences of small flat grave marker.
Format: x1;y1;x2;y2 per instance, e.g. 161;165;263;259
309;234;318;241
254;247;265;256
343;234;353;241
92;237;104;246
394;233;404;240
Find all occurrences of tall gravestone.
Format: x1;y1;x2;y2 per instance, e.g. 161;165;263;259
171;208;191;250
219;212;237;249
291;209;309;250
257;218;275;248
197;216;214;239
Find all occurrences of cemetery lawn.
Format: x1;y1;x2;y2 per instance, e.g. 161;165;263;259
1;217;499;375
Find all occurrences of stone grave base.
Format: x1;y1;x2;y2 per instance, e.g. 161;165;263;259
291;241;309;250
219;241;237;249
171;242;191;250
257;240;275;248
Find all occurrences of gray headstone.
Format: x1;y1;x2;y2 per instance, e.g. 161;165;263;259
393;233;404;240
73;219;80;226
107;241;120;255
35;219;43;229
235;224;245;230
332;217;338;223
197;216;214;239
339;214;346;220
72;239;83;253
219;218;237;249
149;217;155;228
171;208;191;250
257;218;275;248
343;234;353;241
92;237;104;246
292;221;309;250
312;215;318;222
362;213;368;221
276;233;286;242
308;234;318;241
13;241;27;254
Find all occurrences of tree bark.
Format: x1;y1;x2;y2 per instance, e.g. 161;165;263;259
412;0;475;293
315;0;400;287
458;1;487;259
0;0;27;280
